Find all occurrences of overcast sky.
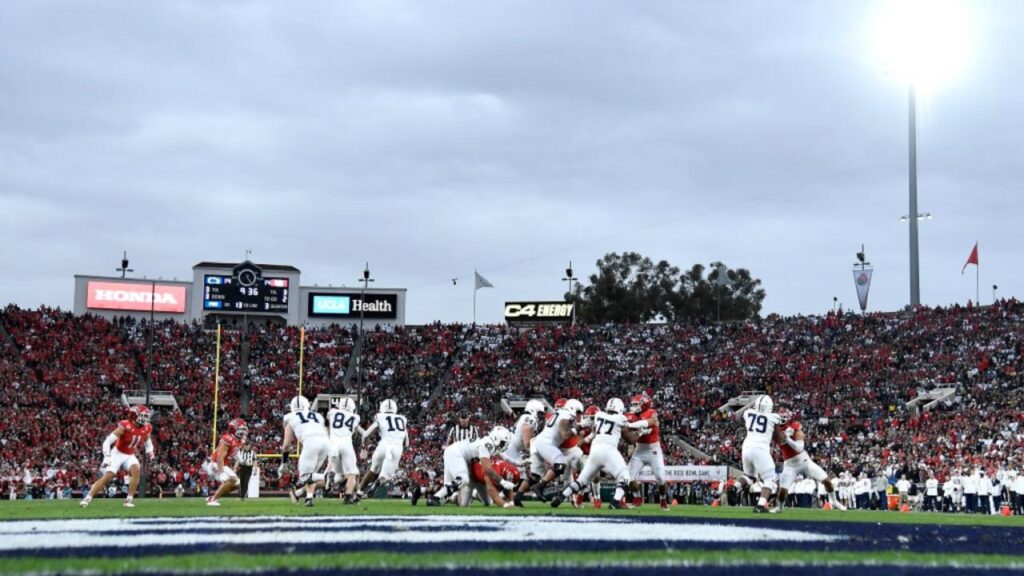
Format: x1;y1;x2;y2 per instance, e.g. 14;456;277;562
2;1;1021;324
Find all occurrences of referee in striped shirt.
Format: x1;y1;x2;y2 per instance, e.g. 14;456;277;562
236;442;256;500
446;412;479;445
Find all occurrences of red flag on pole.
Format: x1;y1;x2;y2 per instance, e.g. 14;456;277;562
962;242;979;274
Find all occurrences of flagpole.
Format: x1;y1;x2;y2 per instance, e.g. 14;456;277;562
976;240;980;305
473;269;477;325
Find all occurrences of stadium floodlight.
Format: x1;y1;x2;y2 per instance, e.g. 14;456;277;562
873;0;968;309
873;0;970;92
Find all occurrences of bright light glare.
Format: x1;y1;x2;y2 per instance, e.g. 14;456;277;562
873;0;970;90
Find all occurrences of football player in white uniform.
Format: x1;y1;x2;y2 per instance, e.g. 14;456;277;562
281;395;330;507
550;398;648;509
514;399;583;505
326;397;362;504
503;399;545;489
357;399;409;497
733;394;784;513
432;426;516;507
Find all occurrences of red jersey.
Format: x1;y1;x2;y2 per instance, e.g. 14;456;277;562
114;420;153;455
213;433;242;464
579;426;593;455
470;457;520;485
635;409;660;444
560;434;579;449
777;421;803;460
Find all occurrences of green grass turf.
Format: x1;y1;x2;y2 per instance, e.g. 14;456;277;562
0;497;1020;526
1;499;1023;574
3;549;1024;575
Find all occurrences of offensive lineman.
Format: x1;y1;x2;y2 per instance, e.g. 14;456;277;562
326;397;362;504
281;395;330;507
772;414;845;512
204;418;248;506
515;399;584;505
626;394;669;510
503;399;545;484
551;398;648;509
357;399;409;496
731;394;784;513
80;405;155;508
432;426;516;507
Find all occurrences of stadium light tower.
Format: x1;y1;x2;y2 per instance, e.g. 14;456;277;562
357;263;374;389
874;0;970;308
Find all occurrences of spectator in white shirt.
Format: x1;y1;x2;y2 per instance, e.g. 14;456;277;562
854;473;872;510
978;471;994;515
963;470;979;514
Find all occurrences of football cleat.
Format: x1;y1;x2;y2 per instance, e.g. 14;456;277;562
660;500;670;512
324;472;335;493
123;500;135;508
609;498;625;510
79;497;91;508
426;496;442;506
410;485;422;506
206;497;220;507
550;494;564;508
753;505;769;513
513;492;524;507
632;496;643;507
305;498;314;507
592;498;602;509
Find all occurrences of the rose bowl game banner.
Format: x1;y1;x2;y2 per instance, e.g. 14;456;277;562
86;281;187;313
634;465;728;483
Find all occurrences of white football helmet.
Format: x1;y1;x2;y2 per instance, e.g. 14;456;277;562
487;426;512;452
605;398;625;415
289;396;310;414
524;399;546;417
753;394;774;414
379;399;397;414
563;399;584;416
331;397;357;413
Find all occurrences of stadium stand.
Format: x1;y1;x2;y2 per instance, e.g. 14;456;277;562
2;300;1022;507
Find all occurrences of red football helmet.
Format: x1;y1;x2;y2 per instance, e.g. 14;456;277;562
228;418;248;440
630;394;652;414
129;405;151;426
554;398;567;409
584;405;599;417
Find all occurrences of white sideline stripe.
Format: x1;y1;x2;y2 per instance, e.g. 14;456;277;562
0;516;840;552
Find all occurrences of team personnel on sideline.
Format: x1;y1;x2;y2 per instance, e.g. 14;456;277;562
550;398;648;509
281;395;330;507
432;427;515;507
733;394;784;513
203;418;248;506
357;399;409;496
626;393;668;510
326;397;362;504
773;413;845;512
80;405;155;508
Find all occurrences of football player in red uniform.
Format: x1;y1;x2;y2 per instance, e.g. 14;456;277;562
626;394;667;509
469;456;521;507
80;405;154;508
773;414;845;512
575;405;602;507
203;418;248;506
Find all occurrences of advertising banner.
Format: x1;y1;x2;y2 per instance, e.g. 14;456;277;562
86;281;187;313
634;465;728;483
307;293;398;320
503;301;575;324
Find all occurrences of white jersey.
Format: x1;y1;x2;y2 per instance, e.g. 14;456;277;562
506;413;540;459
371;412;408;445
451;437;500;463
283;410;327;443
536;409;574;445
590;411;629;449
326;408;361;441
740;409;783;450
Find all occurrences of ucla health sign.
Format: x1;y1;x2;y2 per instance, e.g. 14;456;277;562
307;293;397;319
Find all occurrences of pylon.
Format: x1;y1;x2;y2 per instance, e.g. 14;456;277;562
823;501;832;511
900;503;910;513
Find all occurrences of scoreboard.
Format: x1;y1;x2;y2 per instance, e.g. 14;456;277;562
202;263;290;312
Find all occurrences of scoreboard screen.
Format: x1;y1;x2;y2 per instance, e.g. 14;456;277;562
203;275;289;312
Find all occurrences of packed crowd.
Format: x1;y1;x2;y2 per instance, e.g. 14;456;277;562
2;299;1022;502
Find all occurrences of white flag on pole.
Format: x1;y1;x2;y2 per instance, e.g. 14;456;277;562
475;271;494;290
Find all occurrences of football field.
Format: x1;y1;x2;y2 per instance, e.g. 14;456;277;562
1;499;1022;575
